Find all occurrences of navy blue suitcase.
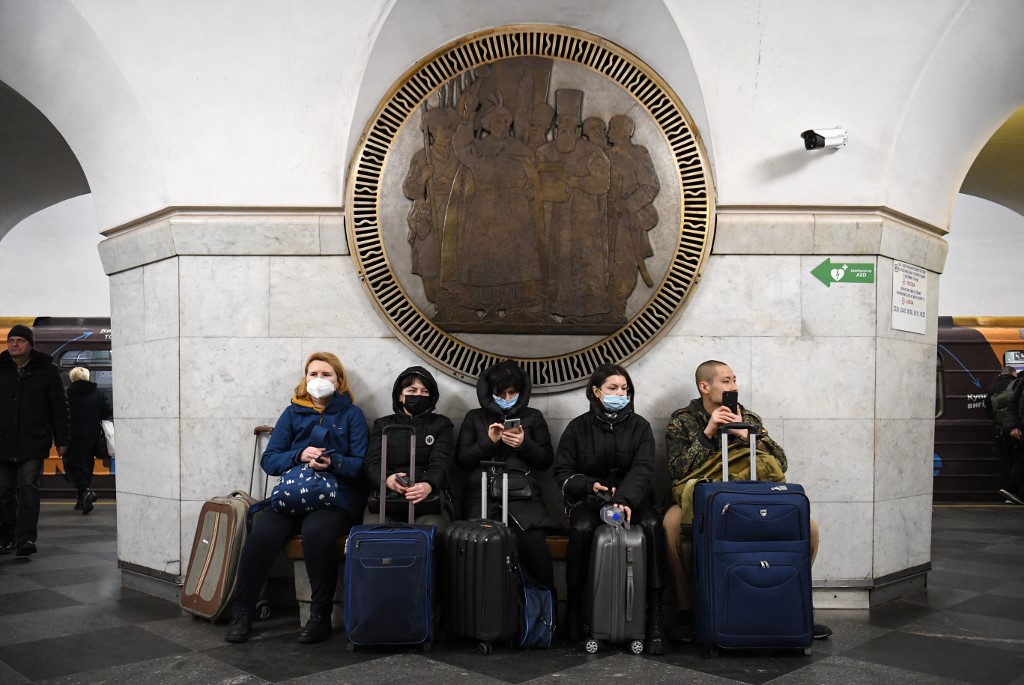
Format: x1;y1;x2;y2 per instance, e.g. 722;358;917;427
692;423;813;654
344;424;435;650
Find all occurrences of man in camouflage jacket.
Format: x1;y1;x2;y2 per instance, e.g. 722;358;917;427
661;360;830;642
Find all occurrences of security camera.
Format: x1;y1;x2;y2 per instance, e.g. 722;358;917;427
801;127;847;150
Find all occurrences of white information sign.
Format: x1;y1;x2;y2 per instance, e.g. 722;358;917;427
891;260;927;334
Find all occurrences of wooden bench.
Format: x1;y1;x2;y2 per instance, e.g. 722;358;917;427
284;533;568;627
284;534;568;560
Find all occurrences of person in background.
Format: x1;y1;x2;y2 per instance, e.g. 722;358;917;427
364;366;454;532
455;359;559;597
0;324;70;557
553;363;667;654
226;352;368;645
63;366;113;514
984;366;1023;505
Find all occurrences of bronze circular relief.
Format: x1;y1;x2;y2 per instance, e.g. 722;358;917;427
346;25;714;392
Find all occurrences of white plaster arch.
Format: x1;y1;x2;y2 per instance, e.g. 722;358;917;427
348;0;713;182
0;0;166;231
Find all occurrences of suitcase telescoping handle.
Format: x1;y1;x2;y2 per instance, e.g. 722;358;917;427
479;460;509;525
381;423;417;524
719;422;759;482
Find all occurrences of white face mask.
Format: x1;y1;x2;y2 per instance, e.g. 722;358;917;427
306;377;335;400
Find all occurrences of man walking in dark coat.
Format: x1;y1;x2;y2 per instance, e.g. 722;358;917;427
0;324;70;556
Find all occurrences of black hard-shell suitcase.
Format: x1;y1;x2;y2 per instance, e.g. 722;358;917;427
584;519;647;654
345;424;435;650
443;461;521;654
692;423;813;654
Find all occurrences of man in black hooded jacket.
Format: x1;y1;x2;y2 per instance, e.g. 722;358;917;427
0;324;70;556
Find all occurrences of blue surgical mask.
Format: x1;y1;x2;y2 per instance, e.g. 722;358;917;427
493;394;519;410
601;394;630;412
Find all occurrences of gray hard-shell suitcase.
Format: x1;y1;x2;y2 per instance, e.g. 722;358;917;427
584;521;647;654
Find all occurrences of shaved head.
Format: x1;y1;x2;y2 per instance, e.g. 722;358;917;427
695;360;727;388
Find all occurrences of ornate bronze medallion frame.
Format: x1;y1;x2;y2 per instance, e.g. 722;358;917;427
346;25;714;392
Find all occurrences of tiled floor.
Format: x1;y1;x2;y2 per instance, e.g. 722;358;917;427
1;502;1023;684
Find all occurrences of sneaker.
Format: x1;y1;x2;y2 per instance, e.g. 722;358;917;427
15;540;37;557
813;622;833;640
224;614;253;643
298;613;332;644
82;490;98;515
998;489;1024;505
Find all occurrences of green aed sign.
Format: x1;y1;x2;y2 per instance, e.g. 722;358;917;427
811;258;875;287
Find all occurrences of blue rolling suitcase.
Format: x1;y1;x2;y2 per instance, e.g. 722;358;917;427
692;423;813;654
344;424;435;650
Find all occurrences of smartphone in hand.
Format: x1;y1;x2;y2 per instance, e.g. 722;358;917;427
395;473;412;487
722;391;738;414
503;418;521;430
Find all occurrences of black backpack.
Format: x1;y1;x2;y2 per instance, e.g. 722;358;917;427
990;377;1023;432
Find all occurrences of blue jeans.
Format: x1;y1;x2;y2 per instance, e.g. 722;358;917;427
0;459;44;545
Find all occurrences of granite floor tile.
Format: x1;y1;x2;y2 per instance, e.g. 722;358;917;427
0;553;111;576
902;586;983;611
524;652;737;685
281;652;508;685
203;630;383;682
0;575;43;596
926;568;1003;592
841;630;1024;685
649;640;819;685
92;595;186;624
28;563;118;588
428;638;611;684
767;654;972;685
141;611;302;651
0;589;80;617
945;593;1024;622
0;604;128;646
0;659;31;685
34;652;271;685
51;578;147;605
0;625;187;681
901;609;1024;654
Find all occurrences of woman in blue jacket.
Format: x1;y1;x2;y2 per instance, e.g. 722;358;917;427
226;352;368;645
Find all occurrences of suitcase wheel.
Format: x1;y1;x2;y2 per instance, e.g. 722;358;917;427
802;647;812;656
346;642;355;652
477;641;492;655
255;600;271;621
421;641;432;653
629;640;644;655
584;638;600;654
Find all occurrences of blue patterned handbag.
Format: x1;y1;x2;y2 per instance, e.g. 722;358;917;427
269;463;339;515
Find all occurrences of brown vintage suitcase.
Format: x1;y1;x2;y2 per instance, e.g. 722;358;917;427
179;490;256;620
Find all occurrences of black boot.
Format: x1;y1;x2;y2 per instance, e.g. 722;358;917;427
646;589;667;655
73;490;84;510
298;612;332;643
82;490;98;515
224;613;252;643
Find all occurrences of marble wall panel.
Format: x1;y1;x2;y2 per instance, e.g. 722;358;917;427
98;219;176;275
672;256;802;337
780;419;874;503
143;258;179;342
875;256;940;344
168;214;322;255
875;337;937;419
873;494;932;577
874;419;935;501
117;492;182;577
180;418;274;501
800;255;877;338
750;336;875;420
109;268;144;348
268;257;391;340
319;214;348;255
811;214;883;254
180;337;302;419
625;334;752;419
878;218;945;273
114;418;181;500
712;212;814;254
111;337;179;419
179;256;270;338
810;501;873;581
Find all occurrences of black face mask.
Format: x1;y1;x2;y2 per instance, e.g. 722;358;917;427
402;395;431;416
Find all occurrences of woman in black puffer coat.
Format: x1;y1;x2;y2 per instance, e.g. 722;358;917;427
455;360;559;594
364;366;455;532
553;363;667;654
64;367;113;514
